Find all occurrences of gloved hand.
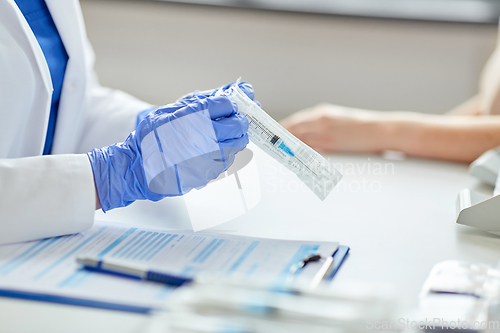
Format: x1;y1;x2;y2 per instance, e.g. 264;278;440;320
88;89;250;212
135;81;256;125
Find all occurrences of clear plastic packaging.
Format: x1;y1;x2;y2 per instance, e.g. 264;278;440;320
228;84;342;200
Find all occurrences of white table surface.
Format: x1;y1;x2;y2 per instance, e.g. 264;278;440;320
1;153;499;333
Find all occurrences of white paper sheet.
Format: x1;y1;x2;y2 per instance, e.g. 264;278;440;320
0;221;337;310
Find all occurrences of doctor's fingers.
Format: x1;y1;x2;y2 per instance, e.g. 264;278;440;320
212;112;249;142
180;81;254;102
205;95;238;120
176;83;229;102
154;103;185;115
157;95;235;122
158;87;235;115
235;82;255;101
213;82;255;102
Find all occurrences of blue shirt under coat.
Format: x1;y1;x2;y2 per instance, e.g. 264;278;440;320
15;0;69;155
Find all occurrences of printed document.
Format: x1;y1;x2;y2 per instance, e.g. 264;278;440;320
0;222;337;309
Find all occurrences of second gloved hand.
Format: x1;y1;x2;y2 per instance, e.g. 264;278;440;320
88;94;249;212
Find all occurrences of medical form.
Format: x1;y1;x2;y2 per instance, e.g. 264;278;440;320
0;222;338;311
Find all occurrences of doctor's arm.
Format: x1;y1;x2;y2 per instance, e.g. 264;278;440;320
0;155;95;244
281;102;500;163
0;83;252;245
88;82;252;212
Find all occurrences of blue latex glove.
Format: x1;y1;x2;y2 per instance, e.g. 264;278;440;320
135;82;256;126
88;92;250;212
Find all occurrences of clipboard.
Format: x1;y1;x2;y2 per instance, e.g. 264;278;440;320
0;222;349;314
0;246;349;314
326;245;350;280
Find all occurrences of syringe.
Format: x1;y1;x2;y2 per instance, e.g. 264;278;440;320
245;113;294;156
227;84;342;200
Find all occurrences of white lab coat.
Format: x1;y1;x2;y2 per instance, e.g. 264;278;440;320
0;0;152;244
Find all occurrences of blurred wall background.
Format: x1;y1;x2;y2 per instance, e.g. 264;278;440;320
81;0;498;119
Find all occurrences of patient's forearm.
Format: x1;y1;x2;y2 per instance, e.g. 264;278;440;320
383;114;500;163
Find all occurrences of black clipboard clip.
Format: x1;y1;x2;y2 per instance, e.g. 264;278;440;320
286;246;350;288
287;254;334;288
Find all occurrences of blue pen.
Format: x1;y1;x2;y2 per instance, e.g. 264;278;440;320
76;256;193;287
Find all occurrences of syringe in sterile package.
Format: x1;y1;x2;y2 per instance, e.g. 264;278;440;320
227;83;342;201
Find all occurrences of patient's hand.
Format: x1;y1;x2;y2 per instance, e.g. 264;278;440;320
282;100;500;162
281;103;391;154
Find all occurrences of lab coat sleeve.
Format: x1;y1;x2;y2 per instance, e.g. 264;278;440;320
0;154;95;245
76;38;155;153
